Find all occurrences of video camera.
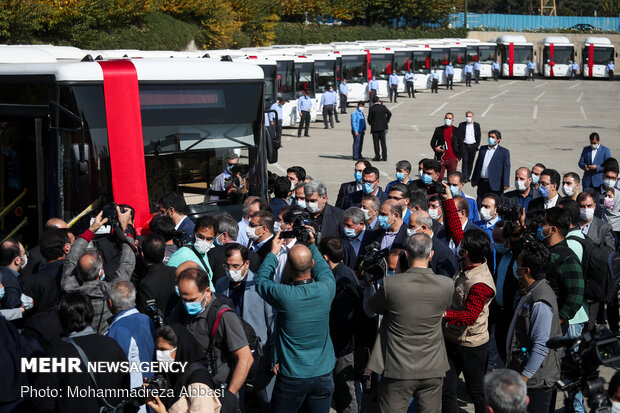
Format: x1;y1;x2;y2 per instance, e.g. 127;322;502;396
358;242;389;283
144;299;165;328
132;375;169;406
497;204;545;240
427;180;446;196
547;329;620;412
280;209;315;245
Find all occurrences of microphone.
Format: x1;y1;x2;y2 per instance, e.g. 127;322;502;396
546;336;579;349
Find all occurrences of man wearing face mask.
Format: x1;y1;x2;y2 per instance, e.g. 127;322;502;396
158;192;195;245
341;207;379;269
594;158;620;213
471;130;511;203
215;244;275;405
527;169;561;212
368;75;379;105
0;239;28;309
578;132;611;191
430;112;461;180
361;195;380;230
167;217;216;288
377;199;408;252
448;171;479;221
208;151;239;202
336;160;371;209
61;209;136;333
561;172;581;201
387;183;412;223
386;160;414;191
576;192;615;248
408;211;458;277
506;242;561;413
351;101;367;160
342;166;386;209
457;111;481;183
246;211;276;263
501;167;540;211
305;180;344;242
415;159;443;195
320;85;337;129
367;96;392;162
475;194;502;238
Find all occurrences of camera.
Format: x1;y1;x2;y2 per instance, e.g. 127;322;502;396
144;299;164;328
497;204;545;240
427;180;446;195
358;242;389;283
132;375;169;406
280;209;315;244
548;329;620;412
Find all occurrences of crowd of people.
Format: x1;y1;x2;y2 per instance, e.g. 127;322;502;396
1;107;620;413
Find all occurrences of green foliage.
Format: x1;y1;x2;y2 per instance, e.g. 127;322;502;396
0;0;47;43
274;23;468;45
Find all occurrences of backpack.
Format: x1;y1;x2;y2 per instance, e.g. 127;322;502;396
205;297;262;384
566;235;616;302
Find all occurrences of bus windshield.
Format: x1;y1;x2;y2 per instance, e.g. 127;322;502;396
431;48;450;69
393;51;413;74
504;45;532;64
314;60;336;92
370;53;393;79
478;46;496;64
467;46;478;63
591;47;614;65
295;62;315;97
544;46;573;65
341;55;367;83
259;64;276;105
413;51;431;73
450;47;467;67
276;61;295;100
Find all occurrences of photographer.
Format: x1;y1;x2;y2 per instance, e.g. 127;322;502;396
208;151;239;202
506;241;561;413
60;208;136;333
149;215;178;264
137;233;176;317
417;159;443;196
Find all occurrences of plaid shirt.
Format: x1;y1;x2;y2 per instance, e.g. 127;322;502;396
443;198;464;246
445;282;495;326
548;240;584;321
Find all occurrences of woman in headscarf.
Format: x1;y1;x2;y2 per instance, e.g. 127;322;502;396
147;322;222;413
20;272;62;352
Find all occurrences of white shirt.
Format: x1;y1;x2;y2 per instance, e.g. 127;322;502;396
237;218;250;246
175;215;189;231
480;146;497;179
464;123;476;145
485;215;500;229
591;147;598;164
449;220;468;252
275;238;297;283
544;194;559;209
380;231;398;251
581;220;592;236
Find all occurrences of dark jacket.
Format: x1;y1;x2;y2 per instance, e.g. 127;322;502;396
430;125;462;160
431;237;459;278
208;243;261;284
342;187;387;210
270;198;288;221
33;259;65;289
584;216;615;249
177;215;195;244
20;244;45;278
336;181;360;209
137;263;176;315
501;187;540;212
330;263;361;357
315;203;345;241
0;267;22;309
253;236;275;263
375;222;408;252
457;121;481;149
471;145;511;191
341;228;381;270
367;103;392;133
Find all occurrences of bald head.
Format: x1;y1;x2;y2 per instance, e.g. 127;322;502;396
78;250;103;281
409;210;434;236
287;244;314;279
175;260;201;281
45;218;68;230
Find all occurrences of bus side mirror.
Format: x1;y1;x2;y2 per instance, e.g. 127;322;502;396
71;143;90;176
534;51;537;56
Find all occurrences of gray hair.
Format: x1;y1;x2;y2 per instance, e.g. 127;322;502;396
411;211;433;229
304;180;327;198
405;233;432;260
80;249;103;281
362;195;380;212
484;369;528;413
305;175;313;181
241;196;259;217
216;214;239;240
109;280;136;312
343;207;365;225
225;151;239;161
395;160;412;172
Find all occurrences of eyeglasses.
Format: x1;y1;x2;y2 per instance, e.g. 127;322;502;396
355;168;365;173
538;181;551;187
248;222;262;228
362;179;377;184
387;195;404;201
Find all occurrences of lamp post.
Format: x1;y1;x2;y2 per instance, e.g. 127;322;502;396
464;0;468;28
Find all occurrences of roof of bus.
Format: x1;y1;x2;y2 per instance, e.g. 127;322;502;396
239;56;277;65
584;37;613;46
17;45;87;60
391;47;431;52
496;34;532;45
0;46;57;63
0;59;265;81
539;36;572;45
307;53;338;61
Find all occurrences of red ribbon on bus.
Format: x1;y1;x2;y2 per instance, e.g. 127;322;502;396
366;50;372;80
98;60;150;230
588;43;594;78
549;43;555;77
508;43;515;76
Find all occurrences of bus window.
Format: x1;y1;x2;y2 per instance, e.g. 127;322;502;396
413;52;431;73
370;54;393;79
341;55;367;83
506;46;532;64
451;47;467;68
259;64;276;105
592;47;614;65
478;46;496;64
431;48;450;69
276;61;295;100
294;62;315;97
393;51;413;75
315;60;336;92
543;46;573;65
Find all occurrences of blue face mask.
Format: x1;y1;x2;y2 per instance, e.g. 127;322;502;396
538;185;550;198
512;261;518;276
297;200;306;209
387;270;395;276
0;286;4;300
537;226;550;242
450;185;460;197
378;215;391;230
396;172;406;181
344;227;357;239
363;182;375;194
532;174;540;185
183;294;206;315
422;173;433;185
354;171;363;182
495;243;507;254
174;285;180;296
214;235;223;247
98;271;105;284
226;164;234;173
488;137;496;146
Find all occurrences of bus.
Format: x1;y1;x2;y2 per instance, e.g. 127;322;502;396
496;35;534;78
0;57;269;246
583;37;617;79
467;42;497;79
538;36;575;78
293;55;318;122
312;54;339;111
392;48;415;93
412;47;432;90
272;56;297;127
362;47;394;98
449;44;467;83
430;45;451;85
242;55;277;108
337;50;369;102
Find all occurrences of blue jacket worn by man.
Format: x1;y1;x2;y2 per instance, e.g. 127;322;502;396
351;108;366;134
471;144;511;192
106;308;155;388
255;243;336;379
578;143;611;189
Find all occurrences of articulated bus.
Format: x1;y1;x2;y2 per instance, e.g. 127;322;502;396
496;35;534;78
467;42;497;79
583;37;617;78
337;50;369;103
538;36;575;78
0;57;269;247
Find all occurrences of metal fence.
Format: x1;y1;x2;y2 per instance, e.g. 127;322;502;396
449;12;620;31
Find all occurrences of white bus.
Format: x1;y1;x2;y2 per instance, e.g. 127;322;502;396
449;43;468;83
336;50;369;102
538;36;575;78
430;45;450;85
312;54;339;111
467;42;497;79
496;34;534;78
582;37;617;79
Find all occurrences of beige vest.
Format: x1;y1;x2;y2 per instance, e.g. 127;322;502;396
443;262;496;347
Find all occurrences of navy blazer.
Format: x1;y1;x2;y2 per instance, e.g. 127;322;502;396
342;187;387;210
177;216;195;244
316;203;345;241
471;145;511;192
578;144;611;189
341;228;381;270
431;236;458;277
0;266;22;309
336;181;360;209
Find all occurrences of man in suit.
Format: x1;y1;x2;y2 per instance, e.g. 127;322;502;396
158;192;195;244
136;233;176;315
305;180;344;242
408;211;458;277
502;167;540;212
376;199;408;252
471;129;511;203
527;169;561;212
364;233;454;412
367;96;392;162
246;210;275;263
430;112;461;180
341;207;379;269
577;192;615;249
0;239;26;309
342;166;387;210
458;111;481;182
578;132;611;191
216;243;275;405
270;176;292;220
336;160;371;209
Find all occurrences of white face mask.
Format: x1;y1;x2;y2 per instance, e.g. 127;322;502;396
612;401;620;413
289;181;295;191
245;225;261;241
156;348;177;363
591;143;600;150
361;208;371;221
273;221;281;234
407;227;421;237
562;184;575;197
579;207;595;222
444;118;452;126
480;207;494;221
193;238;213;255
466;116;473;123
428;208;440;220
226;266;246;283
19;254;28;270
307;201;321;214
515;180;528;192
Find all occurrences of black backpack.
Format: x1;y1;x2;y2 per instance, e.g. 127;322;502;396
205;297;262;384
566;235;616;302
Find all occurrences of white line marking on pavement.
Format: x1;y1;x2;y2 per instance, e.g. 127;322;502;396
499;80;517;88
533;81;548;89
569;82;581;89
390;102;403;110
429;102;448;116
481;103;494;117
534;91;546;101
533;105;538;119
448;89;470;99
577;92;583;102
411;125;419;131
490;90;508;100
580;106;587;120
379;170;390;178
273;163;287;174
